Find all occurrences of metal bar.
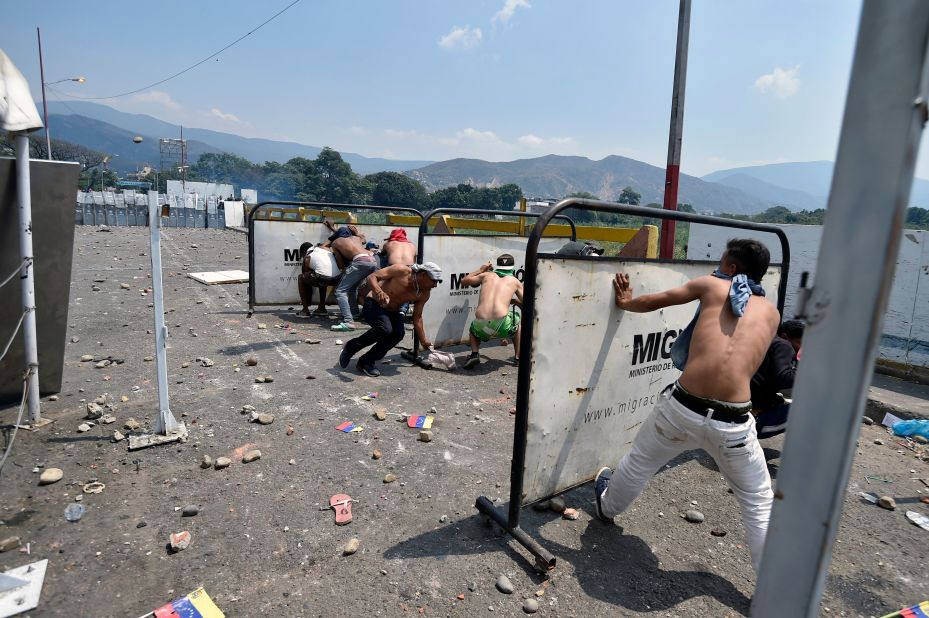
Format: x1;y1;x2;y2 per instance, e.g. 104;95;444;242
149;192;179;434
507;197;790;527
15;135;40;423
752;2;929;616
659;0;692;259
37;28;51;161
475;496;556;571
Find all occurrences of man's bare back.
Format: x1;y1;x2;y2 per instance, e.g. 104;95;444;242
382;240;416;266
462;263;523;320
330;235;367;268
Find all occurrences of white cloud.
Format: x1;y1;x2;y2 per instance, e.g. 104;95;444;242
209;107;241;123
518;134;574;148
518;134;544;146
132;90;181;110
347;126;368;136
492;0;530;25
754;66;800;99
457;127;499;142
438;25;483;51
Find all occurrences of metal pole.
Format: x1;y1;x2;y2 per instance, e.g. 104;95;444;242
752;2;929;616
148;191;179;434
15;135;41;423
659;0;691;259
37;28;51;161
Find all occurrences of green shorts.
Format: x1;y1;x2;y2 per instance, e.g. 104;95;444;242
469;311;521;342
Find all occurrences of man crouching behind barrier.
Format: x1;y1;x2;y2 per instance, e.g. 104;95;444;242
461;254;524;369
594;238;780;574
338;262;442;377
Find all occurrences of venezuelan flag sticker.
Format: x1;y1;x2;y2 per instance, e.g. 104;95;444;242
901;601;929;618
153;587;224;618
407;415;434;429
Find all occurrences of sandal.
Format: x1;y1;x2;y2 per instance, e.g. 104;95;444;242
328;493;354;525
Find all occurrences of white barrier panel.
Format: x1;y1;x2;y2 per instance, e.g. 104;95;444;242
421;235;571;348
687;223;929;368
252;221;420;306
521;257;782;504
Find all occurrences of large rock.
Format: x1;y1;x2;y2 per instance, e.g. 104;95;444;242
242;450;261;463
39;467;63;485
495;575;514;594
85;402;103;419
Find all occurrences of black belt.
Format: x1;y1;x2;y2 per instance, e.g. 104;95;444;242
671;387;751;424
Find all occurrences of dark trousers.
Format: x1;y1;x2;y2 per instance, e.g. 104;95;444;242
344;299;406;366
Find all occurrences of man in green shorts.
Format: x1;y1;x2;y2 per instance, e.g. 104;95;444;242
460;254;523;368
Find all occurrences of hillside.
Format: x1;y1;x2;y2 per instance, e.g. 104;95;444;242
407;154;776;215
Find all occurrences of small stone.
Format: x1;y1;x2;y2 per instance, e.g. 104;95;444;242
120;395;129;402
214;457;232;469
305;375;316;380
0;536;21;552
124;418;141;431
711;527;727;537
343;538;360;555
549;497;566;513
94;360;111;369
468;582;478;592
200;358;214;367
372;448;382;460
335;339;343;345
684;510;705;523
136;522;147;528
862;416;874;426
100;414;116;425
914;435;929;445
374;408;387;421
257;413;275;425
495;575;514;594
286;426;295;436
562;508;579;520
263;376;274;383
70;336;80;343
242;450;261;463
112;430;125;442
80;354;94;362
246;357;258;366
85;401;104;419
304;339;321;344
254;377;265;384
532;501;550;512
169;531;191;552
289;459;296;465
181;362;190;368
418;430;433;443
874;439;884;445
383;473;397;483
257;323;267;330
181;505;199;517
143;356;154;362
523;598;539;614
77;423;92;433
39;467;63;485
878;496;896;510
200;455;213;469
119;283;130;289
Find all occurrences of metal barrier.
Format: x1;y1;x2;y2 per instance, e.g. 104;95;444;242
247;201;423;315
475;197;790;571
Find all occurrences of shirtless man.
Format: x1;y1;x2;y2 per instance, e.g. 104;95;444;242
460;254;524;369
338;262;442;377
329;227;377;332
381;228;417;266
594;238;780;574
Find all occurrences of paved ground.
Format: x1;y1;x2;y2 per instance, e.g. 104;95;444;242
1;226;928;617
868;374;929;422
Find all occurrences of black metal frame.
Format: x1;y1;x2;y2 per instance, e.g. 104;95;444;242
474;197;791;571
247;201;423;315
400;207;577;369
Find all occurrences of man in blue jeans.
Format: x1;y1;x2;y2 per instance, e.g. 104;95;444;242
339;262;442;377
329;227;377;332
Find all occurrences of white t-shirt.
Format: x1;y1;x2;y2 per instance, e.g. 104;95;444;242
309;247;340;279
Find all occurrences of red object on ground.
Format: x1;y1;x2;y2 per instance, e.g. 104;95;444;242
330;493;353;525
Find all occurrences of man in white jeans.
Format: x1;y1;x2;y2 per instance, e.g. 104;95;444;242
595;238;780;574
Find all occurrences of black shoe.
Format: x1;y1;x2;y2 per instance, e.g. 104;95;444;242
357;362;380;377
594;467;613;523
339;346;353;369
463;352;480;369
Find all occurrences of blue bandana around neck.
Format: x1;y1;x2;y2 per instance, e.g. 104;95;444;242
669;270;766;370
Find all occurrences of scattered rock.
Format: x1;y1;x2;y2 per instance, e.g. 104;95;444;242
181;362;190;368
523;598;539;614
94;360;111;369
80;354;94;362
214;457;232;470
374;408;387;421
254;377;265;384
562;508;579;520
39;467;63;485
383;473;397;483
343;538;360;555
181;505;199;517
305;375;316;380
532;501;550;512
862;416;874;426
495;575;514;594
0;536;21;552
143;356;154;362
136;522;147;529
257;413;275;425
242;449;261;463
418;430;433;443
100;414;116;425
335;339;343;345
77;423;92;433
549;497;566;513
878;496;896;510
48;395;59;402
257;323;267;330
85;401;104;419
372;448;382;460
262;376;274;383
711;527;727;537
684;510;705;523
169;531;191;552
200;455;213;469
120;395;129;402
874;439;884;445
304;339;321;344
64;503;86;522
112;430;125;442
286;426;295;436
246;357;258;366
124;418;141;431
200;358;214;367
440;515;448;523
468;583;478;592
915;435;929;445
70;335;80;343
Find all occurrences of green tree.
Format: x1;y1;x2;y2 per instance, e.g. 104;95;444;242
304;147;365;203
365;171;427;210
618;186;642;205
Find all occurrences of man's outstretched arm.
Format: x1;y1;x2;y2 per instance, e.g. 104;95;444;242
461;262;493;287
613;272;703;312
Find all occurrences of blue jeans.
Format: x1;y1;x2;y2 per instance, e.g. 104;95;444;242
334;255;377;323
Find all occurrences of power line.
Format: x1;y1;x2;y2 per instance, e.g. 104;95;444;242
54;0;304;101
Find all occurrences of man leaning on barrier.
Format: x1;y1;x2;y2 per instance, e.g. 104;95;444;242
595;238;780;574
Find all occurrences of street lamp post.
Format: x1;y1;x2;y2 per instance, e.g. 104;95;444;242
37;27;85;160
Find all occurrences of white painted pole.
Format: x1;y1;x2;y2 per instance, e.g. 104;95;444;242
15;134;41;423
148;191;179;434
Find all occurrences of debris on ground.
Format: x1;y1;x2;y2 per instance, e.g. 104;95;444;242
906;510;929;531
38;468;63;485
495;575;514;594
150;586;224;617
169;531;192;552
523;598;540;613
549;497;566;513
407;415;433;429
214;457;232;470
0;536;21;552
181;505;199;517
878;496;897;510
336;421;363;433
328;494;354;525
200;455;213;469
684;509;706;523
343;538;360;555
563;508;579;520
242;450;261;463
64;503;86;522
83;482;105;494
383;473;397;483
418;430;433;443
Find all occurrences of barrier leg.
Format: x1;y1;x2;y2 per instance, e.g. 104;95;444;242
475;496;556;572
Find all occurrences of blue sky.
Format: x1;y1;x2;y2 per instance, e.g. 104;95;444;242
9;0;917;178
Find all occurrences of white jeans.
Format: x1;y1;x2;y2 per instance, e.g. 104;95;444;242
600;390;773;573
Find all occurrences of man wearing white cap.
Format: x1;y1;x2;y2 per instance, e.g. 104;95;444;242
339;262;443;377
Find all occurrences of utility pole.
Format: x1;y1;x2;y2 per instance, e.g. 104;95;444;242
659;0;692;259
37;27;51;161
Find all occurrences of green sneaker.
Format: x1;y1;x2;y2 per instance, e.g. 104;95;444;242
331;322;356;332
